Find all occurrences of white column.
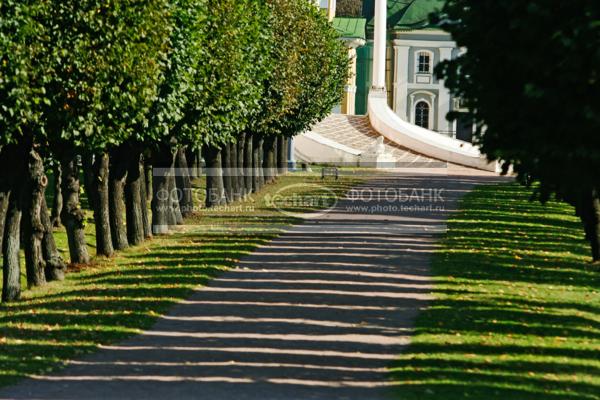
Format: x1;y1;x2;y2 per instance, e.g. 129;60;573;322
392;46;398;112
371;0;387;91
437;47;453;133
288;138;296;170
393;45;410;119
328;0;336;21
430;94;437;130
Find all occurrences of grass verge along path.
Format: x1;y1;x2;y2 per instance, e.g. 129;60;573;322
390;183;600;400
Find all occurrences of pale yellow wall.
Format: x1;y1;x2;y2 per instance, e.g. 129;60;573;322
341;47;357;115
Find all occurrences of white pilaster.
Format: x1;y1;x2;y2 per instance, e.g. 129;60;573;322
371;0;387;91
393;45;410;119
328;0;336;21
437;47;453;133
431;94;437;130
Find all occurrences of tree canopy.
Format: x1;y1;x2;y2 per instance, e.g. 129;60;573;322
0;0;350;300
282;2;349;136
436;0;600;260
0;0;49;148
336;0;364;18
260;0;348;138
42;0;171;154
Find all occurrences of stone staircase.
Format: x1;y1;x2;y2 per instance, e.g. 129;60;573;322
309;114;446;168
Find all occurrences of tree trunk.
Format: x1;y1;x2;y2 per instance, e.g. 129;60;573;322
204;145;226;208
580;190;600;262
252;135;263;193
167;159;183;226
273;137;279;177
188;147;202;180
222;143;234;203
2;189;22;302
278;136;288;175
186;148;198;180
145;161;153;204
244;133;253;197
139;156;152;239
50;162;62;228
175;148;194;217
196;148;203;177
125;148;145;246
276;136;283;174
258;138;265;189
87;153;114;257
1;145;24;301
263;136;277;184
151;161;169;235
40;195;66;281
60;155;90;265
82;154;96;211
237;134;246;198
284;137;289;173
22;147;47;288
109;147;129;251
231;140;242;201
0;185;8;258
151;145;176;235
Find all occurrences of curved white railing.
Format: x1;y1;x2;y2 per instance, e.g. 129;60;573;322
368;91;497;172
294;131;361;166
367;0;497;173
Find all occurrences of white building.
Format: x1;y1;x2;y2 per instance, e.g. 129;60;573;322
391;30;467;139
328;0;474;142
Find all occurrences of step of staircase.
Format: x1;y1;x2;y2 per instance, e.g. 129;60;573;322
310;114;446;168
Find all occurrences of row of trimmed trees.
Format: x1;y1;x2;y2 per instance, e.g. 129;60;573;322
0;0;349;301
436;0;600;261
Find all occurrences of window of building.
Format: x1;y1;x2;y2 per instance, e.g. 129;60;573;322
417;52;431;74
415;101;430;129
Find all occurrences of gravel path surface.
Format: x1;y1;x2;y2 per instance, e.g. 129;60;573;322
0;171;503;400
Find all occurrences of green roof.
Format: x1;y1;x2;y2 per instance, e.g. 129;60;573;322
363;0;445;31
333;17;367;40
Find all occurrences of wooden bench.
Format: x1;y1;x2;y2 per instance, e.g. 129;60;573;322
321;167;339;180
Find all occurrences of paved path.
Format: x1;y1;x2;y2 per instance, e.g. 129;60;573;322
0;171;503;400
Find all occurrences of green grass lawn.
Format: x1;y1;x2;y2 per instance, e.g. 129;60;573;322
390;183;600;400
0;170;366;387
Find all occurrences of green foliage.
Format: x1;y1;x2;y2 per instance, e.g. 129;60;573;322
148;0;272;149
283;3;349;137
191;0;271;147
257;0;349;139
336;0;364;17
1;0;349;152
41;0;171;153
145;0;208;146
436;1;600;202
0;0;50;147
251;0;301;138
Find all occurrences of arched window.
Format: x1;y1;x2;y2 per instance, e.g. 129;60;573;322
415;101;430;129
417;52;431;74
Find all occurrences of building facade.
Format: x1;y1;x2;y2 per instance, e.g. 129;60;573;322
390;30;462;138
330;0;474;142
